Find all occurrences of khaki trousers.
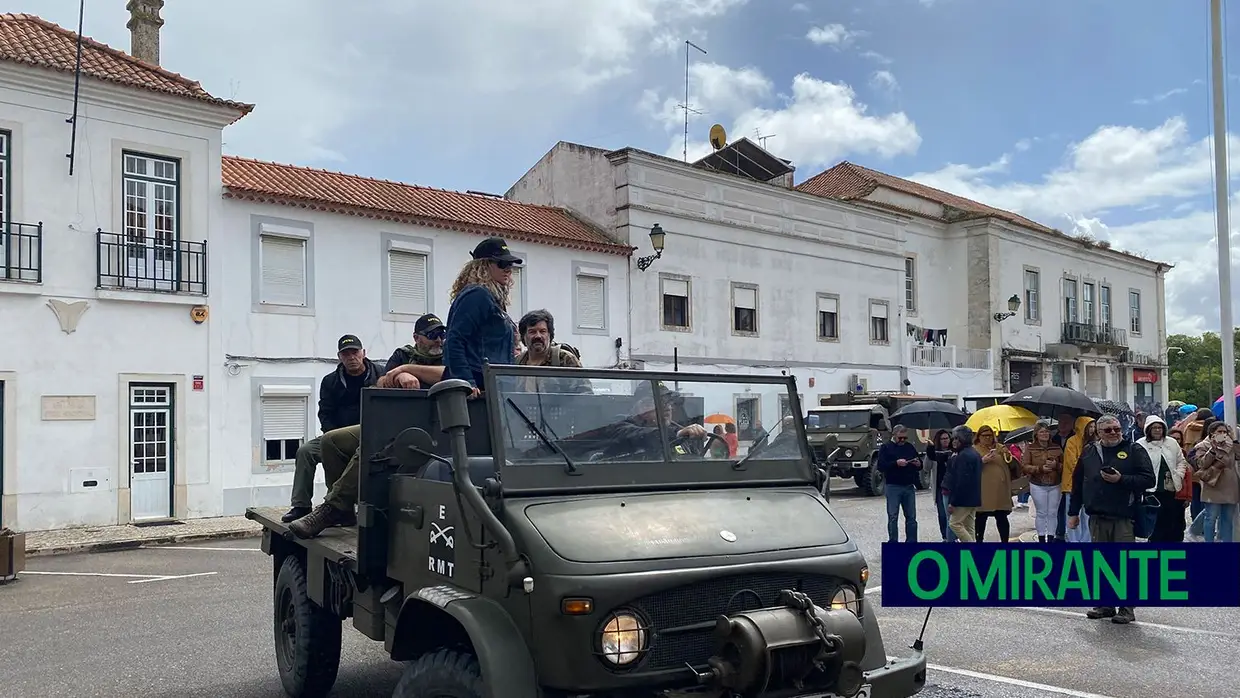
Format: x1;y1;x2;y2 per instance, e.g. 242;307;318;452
949;506;977;542
319;425;362;511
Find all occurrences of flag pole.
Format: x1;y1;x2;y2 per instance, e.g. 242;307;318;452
1209;0;1236;427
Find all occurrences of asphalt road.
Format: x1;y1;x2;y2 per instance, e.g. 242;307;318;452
0;485;1232;698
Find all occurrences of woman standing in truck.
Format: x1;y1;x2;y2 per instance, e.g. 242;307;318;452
443;237;521;395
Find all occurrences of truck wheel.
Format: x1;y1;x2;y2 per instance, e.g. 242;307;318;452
393;649;485;698
856;461;885;496
274;555;342;698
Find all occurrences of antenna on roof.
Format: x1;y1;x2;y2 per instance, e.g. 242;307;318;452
752;128;776;149
680;40;708;162
65;0;85;176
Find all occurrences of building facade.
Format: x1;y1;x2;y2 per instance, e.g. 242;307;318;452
798;162;1170;410
507;140;996;434
0;13;250;530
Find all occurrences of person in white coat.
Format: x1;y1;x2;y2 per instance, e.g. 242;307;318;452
1136;415;1189;541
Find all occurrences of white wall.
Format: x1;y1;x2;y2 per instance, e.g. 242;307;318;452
212;199;632;513
0;65;236;530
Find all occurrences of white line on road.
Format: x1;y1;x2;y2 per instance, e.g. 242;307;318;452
22;571;162;579
146;546;262;552
867;585;1240;639
127;572;218;585
924;662;1119;698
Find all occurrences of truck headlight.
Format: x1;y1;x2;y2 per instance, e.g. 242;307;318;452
831;586;861;616
843;449;853;458
598;611;649;666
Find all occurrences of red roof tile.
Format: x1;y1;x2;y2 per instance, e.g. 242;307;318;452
797;161;1058;234
0;13;252;117
221;156;632;256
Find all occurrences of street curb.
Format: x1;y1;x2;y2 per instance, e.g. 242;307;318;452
25;527;261;558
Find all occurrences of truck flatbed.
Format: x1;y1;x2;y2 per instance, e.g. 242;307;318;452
245;506;359;570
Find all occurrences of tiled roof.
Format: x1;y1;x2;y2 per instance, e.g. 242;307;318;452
797;161;1058;235
222;157;632;256
0;13;252;117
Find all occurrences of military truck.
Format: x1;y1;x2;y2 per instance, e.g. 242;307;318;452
246;365;927;698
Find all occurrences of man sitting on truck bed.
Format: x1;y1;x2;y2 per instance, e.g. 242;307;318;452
286;315;446;536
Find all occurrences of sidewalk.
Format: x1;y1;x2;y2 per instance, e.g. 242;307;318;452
23;515;264;557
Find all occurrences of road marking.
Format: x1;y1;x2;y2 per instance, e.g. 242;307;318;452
146;546;262;552
23;571;162;579
867;586;1240;639
128;572;218;585
923;661;1119;698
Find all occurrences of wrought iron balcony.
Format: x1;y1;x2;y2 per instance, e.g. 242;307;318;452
1061;321;1127;348
1;221;43;283
96;229;207;295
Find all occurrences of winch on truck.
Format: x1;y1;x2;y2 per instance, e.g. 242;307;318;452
245;364;927;698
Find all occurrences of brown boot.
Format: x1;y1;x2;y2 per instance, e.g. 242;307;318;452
288;503;352;539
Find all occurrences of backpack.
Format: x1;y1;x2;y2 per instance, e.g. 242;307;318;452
549;343;581;367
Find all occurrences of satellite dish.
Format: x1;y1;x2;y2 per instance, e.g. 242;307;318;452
709;124;727;150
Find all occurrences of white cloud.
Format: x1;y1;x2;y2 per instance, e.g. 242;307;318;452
870;70;899;93
791;2;810;11
642;62;920;167
806;23;863;47
37;0;749;168
861;50;893;65
906;116;1240;335
1133;87;1189;106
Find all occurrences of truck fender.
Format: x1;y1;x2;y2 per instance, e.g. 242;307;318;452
858;600;890;672
391;592;538;698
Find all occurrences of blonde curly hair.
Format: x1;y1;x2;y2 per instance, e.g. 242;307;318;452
449;259;511;311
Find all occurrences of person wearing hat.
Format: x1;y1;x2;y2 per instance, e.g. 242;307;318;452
377;313;447;389
283;334;381;523
579;381;708;461
443;237;522;395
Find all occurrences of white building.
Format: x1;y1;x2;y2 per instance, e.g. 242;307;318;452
797;162;1170;410
213;157;631;515
0;11;631;531
507;139;995;436
0;12;250;531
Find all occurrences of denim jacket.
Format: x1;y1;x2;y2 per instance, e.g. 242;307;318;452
443;284;515;388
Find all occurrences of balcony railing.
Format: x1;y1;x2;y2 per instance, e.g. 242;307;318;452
1061;321;1127;348
0;221;43;283
909;344;993;371
96;229;207;295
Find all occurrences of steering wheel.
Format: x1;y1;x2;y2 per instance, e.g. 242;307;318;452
671;430;727;458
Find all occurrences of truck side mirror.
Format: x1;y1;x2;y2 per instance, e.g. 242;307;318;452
428;379;473;433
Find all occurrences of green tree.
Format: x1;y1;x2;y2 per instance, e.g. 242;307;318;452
1167;331;1240;407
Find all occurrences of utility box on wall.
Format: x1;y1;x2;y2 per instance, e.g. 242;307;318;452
0;528;26;582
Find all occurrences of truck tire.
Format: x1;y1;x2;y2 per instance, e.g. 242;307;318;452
855;460;885;497
393;649;485;698
274;555;342;698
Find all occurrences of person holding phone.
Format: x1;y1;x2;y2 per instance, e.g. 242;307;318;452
1068;414;1154;625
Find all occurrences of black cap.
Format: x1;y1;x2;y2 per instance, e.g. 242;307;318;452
470;237;522;265
414;313;445;336
337;334;363;353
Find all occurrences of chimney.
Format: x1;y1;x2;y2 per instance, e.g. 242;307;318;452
125;0;165;65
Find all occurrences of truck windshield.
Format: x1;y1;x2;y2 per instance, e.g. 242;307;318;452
807;410;871;429
494;375;804;467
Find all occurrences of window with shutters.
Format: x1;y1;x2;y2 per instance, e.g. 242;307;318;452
258;234;307;306
261;396;307;464
660;274;691;330
731;283;758;335
903;256;917;314
1023;267;1040;323
869;300;890;344
1128;289;1142;335
817;293;840;341
574;273;607;331
387;250;428;317
509;266;525;319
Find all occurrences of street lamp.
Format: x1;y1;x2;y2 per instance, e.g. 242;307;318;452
992;294;1021;323
636;223;666;272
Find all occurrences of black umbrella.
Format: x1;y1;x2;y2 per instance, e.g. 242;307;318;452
890;401;968;430
1003;386;1102;419
1094;399;1134;417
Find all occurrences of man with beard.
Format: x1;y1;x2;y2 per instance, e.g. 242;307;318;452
282;334;381;523
377;313;447;389
1068;413;1154;624
514;309;591;394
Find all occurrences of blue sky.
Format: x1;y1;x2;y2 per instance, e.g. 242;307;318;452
33;0;1240;335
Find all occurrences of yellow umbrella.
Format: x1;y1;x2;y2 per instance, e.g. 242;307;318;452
965;405;1039;434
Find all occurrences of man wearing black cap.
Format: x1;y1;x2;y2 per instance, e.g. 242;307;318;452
378;313;447;389
575;381;708;461
282;334;381;523
444;237;522;395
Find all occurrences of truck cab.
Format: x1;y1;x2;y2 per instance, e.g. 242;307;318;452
247;365;927;698
806;405;891;496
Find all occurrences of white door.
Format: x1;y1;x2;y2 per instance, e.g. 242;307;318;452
122;154;178;291
129;384;173;520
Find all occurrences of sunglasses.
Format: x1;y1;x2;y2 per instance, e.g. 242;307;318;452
496;260;516;270
420;327;446;341
1100;427;1121;434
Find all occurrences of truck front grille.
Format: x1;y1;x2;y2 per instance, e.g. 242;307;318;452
626;572;844;672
